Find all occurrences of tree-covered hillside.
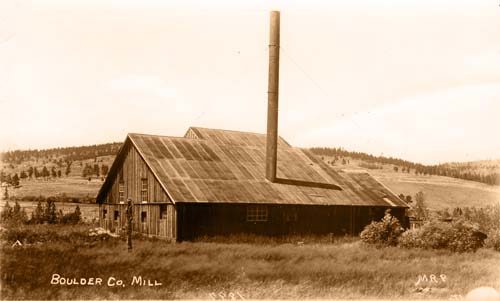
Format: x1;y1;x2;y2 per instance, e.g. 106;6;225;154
310;147;499;186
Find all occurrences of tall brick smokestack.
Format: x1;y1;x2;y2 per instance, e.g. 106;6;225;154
266;11;280;182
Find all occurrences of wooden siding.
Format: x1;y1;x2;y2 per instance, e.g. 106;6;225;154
99;142;177;240
106;143;171;205
176;203;407;241
99;203;177;240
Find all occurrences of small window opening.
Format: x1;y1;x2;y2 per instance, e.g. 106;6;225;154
160;205;168;219
119;182;125;203
141;178;148;203
246;205;268;222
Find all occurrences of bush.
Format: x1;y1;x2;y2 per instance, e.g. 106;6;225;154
484;229;500;251
360;211;404;246
1;200;81;225
0;201;28;225
398;219;486;252
0;224;114;244
448;219;486;252
59;206;81;224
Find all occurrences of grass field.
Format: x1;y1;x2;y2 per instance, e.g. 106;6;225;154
1;225;499;300
6;177;103;199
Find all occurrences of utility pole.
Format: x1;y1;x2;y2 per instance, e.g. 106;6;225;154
126;198;133;251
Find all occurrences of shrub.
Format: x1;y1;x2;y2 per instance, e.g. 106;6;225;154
1;201;13;221
31;201;44;224
0;224;115;244
1;201;28;225
2;199;81;225
447;219;486;252
398;228;425;249
484;229;500;251
398;219;486;252
59;206;81;224
360;211;404;246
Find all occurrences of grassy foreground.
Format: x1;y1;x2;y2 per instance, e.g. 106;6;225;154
1;226;500;300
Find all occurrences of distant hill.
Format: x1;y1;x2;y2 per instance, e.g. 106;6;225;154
310;147;500;186
313;153;500;211
0;143;122;203
1;142;499;210
1;142;122;165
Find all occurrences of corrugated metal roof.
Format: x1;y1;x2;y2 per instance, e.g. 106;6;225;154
104;127;407;207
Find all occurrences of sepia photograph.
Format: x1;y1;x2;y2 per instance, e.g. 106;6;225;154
0;0;499;300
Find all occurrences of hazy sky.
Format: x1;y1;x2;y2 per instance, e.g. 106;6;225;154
1;0;499;164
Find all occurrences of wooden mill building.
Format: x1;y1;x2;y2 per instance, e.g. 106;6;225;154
96;11;408;241
96;127;408;241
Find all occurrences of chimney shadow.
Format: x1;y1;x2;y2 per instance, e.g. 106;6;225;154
273;177;342;190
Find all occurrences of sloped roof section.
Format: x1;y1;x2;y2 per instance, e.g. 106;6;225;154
185;127;292;148
113;128;407;207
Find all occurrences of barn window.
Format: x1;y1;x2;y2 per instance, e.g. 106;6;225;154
141;178;148;203
103;209;107;219
246;205;268;222
118;182;125;203
141;211;147;223
160;205;168;219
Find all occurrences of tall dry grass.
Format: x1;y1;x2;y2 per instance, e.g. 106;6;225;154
1;226;499;300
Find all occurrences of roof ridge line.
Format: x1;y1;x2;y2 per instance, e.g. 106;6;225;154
189;126;266;136
128;133;195;140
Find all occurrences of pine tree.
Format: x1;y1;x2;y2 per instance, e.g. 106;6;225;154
13;200;21;215
101;164;109;176
42;166;49;179
11;201;27;224
93;164;100;177
405;195;412;203
73;205;82;223
44;199;57;224
65;163;71;176
414;191;428;220
1;200;13;221
12;173;20;186
33;201;44;224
